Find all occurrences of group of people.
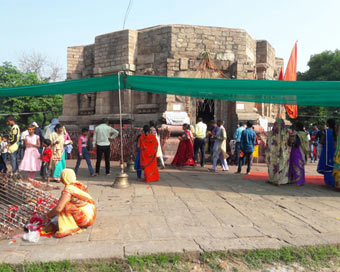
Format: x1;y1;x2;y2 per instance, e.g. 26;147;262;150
1;116;121;183
2;116;69;183
169;118;257;174
265;118;340;190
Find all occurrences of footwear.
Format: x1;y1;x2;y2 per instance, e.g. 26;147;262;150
92;173;98;176
234;171;241;174
106;173;111;176
208;168;216;172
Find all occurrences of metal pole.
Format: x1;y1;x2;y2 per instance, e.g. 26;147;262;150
113;72;130;188
118;71;124;171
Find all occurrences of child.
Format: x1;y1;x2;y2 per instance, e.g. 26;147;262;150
63;126;73;159
134;135;142;181
40;139;52;183
19;124;41;180
1;136;8;164
0;153;7;173
75;128;94;176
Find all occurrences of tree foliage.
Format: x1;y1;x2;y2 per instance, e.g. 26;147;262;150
292;50;340;128
0;62;63;133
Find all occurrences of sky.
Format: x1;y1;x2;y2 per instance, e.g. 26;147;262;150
1;0;339;78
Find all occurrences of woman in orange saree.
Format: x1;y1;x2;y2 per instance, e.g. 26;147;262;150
139;125;159;182
43;168;96;238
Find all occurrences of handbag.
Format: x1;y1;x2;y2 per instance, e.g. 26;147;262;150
8;143;18;154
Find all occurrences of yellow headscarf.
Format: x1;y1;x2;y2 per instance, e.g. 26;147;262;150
61;168;77;186
60;169;94;204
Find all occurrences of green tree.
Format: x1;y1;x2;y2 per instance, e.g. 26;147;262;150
291;50;340;128
0;62;63;133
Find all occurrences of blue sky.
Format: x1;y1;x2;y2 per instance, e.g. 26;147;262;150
1;0;339;77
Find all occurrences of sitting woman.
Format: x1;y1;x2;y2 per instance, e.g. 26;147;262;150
43;168;96;238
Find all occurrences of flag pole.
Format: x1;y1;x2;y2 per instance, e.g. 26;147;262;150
112;71;130;189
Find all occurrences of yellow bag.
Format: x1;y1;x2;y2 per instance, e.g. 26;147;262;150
8;143;18;154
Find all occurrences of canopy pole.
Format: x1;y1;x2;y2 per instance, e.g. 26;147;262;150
118;71;124;168
113;71;130;189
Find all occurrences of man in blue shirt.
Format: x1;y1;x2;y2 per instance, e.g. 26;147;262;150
233;122;246;166
236;121;256;174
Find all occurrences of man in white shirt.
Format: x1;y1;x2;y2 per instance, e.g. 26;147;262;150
93;118;119;176
193;117;207;167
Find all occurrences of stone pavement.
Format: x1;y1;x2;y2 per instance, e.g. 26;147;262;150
1;161;340;264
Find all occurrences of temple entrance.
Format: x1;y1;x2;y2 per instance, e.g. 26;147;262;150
197;99;215;124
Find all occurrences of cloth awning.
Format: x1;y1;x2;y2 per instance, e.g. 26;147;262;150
1;74;340;107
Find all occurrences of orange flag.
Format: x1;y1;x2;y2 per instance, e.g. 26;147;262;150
284;42;298;119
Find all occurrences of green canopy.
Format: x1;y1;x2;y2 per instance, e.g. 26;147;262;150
0;74;120;97
1;74;340;107
126;75;340;107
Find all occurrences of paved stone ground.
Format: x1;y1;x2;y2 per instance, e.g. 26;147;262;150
1;160;340;264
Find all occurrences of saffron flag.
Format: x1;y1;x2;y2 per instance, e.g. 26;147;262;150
284;42;298;119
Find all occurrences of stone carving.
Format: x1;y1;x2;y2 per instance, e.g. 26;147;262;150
79;93;96;115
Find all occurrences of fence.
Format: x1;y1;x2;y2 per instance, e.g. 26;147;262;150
67;128;171;161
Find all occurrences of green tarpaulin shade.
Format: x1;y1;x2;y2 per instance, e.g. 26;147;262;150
1;74;340;107
0;74;120;97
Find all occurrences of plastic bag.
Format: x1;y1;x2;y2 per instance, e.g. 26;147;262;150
23;231;40;243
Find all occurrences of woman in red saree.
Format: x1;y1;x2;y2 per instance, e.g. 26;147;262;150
139;125;159;182
171;124;195;167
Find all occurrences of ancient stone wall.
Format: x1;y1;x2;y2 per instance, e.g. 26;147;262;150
132;26;172;124
61;24;283;132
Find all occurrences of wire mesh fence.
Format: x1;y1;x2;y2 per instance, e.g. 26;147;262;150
0;173;58;240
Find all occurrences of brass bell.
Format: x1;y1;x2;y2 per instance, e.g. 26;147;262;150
127;157;135;172
113;164;130;189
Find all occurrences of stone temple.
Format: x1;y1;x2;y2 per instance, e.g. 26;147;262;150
60;24;283;135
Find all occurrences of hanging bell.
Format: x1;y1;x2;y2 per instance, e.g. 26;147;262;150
112;164;130;189
127;157;135;172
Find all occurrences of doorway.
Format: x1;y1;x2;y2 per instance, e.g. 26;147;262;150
197;99;215;124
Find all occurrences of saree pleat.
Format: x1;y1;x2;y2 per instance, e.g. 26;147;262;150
171;130;195;167
139;134;159;182
333;127;340;191
317;129;335;187
52;151;66;180
288;146;305;185
55;173;97;238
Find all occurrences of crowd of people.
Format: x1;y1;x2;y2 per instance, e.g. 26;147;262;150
167;118;257;174
3;114;340;239
266;118;340;191
0;116;122;182
3;114;340;190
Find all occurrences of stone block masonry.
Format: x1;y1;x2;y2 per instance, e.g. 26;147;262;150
60;24;284;137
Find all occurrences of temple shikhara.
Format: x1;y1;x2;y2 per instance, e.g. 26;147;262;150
60;24;284;135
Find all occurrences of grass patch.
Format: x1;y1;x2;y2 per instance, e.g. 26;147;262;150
1;245;340;271
240;245;340;269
